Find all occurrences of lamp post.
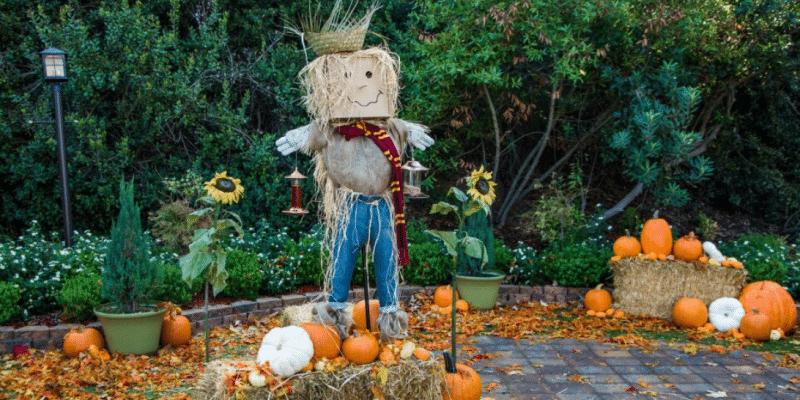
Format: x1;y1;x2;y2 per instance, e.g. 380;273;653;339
40;47;73;247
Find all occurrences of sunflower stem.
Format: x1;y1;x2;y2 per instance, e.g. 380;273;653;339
204;279;210;363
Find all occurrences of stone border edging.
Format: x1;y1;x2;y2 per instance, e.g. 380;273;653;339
0;284;591;354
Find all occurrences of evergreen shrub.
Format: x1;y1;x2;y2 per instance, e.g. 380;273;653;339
57;273;103;322
0;282;21;325
222;249;262;300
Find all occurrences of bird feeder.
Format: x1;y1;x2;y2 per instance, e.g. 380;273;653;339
283;167;309;215
402;159;429;199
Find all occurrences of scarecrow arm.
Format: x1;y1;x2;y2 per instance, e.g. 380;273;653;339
404;121;434;150
275;124;312;156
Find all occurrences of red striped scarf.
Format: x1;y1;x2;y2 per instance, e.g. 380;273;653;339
336;122;409;266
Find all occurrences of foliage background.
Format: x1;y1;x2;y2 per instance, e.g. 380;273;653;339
0;0;798;250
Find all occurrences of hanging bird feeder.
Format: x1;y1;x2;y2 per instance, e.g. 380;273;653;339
402;159;429;199
283;167;310;215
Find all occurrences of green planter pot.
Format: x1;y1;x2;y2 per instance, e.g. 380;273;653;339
94;303;166;355
455;271;506;310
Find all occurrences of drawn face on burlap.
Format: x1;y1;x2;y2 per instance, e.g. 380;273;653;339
299;48;400;124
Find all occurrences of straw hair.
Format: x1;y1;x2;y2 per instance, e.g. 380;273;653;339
611;258;747;319
299;47;400;125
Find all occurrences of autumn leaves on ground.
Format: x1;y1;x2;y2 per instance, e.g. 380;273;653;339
1;290;798;400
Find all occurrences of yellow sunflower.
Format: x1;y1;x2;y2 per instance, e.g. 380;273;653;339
204;171;244;204
466;166;497;206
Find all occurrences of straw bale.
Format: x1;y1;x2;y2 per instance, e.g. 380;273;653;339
198;358;445;400
611;258;747;319
281;302;355;327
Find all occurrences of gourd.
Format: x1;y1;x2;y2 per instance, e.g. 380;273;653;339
673;232;703;262
442;352;482;400
612;230;641;258
707;297;745;332
640;211;673;256
584;284;613;312
739;281;797;333
434;285;457;308
257;326;315;378
353;299;381;332
300;323;341;359
161;308;192;346
739;309;772;341
702;241;725;262
671;297;708;329
341;329;380;365
63;326;105;358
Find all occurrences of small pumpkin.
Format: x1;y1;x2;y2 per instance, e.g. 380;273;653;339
612;230;641;258
584;284;612;312
63;326;105;358
442;352;482;400
640;211;673;256
414;347;431;361
707;297;746;333
455;299;469;312
341;329;380;365
671;297;708;329
257;326;315;378
301;323;341;360
353;299;381;332
434;285;458;308
161;308;192;346
702;241;726;262
739;309;772;341
673;232;703;261
739;281;797;333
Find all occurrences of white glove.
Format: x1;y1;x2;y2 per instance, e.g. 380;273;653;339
406;122;434;150
275;124;311;156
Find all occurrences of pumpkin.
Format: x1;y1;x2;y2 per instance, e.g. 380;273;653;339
584;284;612;312
434;285;458;308
301;323;342;359
455;299;469;312
161;312;191;346
442;351;482;400
353;299;381;332
739;309;772;341
707;297;746;332
739;281;797;333
612;230;641;258
640;211;672;256
673;232;703;261
671;297;708;329
702;241;726;262
341;329;380;365
63;326;105;358
414;347;431;361
257;326;315;378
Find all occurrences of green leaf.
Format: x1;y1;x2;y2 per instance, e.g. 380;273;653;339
460;236;489;268
449;187;469;203
425;230;459;257
430;202;458;216
463;199;484;217
208;252;228;296
180;250;213;283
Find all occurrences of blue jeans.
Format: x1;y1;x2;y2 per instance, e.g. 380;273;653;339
328;195;398;313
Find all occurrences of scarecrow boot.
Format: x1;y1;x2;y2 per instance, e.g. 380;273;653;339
312;303;353;339
376;310;409;342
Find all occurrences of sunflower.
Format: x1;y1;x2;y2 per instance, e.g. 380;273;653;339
204;171;244;204
466;166;497;206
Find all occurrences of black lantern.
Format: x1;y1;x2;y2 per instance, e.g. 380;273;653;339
402;159;429;199
283;167;310;215
40;47;67;82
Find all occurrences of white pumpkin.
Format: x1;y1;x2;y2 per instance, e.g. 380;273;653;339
702;241;726;262
708;297;746;332
257;326;314;378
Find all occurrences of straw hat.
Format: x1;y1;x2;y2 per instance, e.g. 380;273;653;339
288;1;379;55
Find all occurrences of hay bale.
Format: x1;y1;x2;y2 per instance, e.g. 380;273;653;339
198;358;446;400
611;258;747;319
282;302;355;327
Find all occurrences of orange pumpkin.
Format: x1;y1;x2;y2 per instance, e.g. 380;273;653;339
739;281;797;333
673;232;703;262
414;347;431;361
584;284;612;312
341;330;380;365
161;313;192;346
739;309;772;341
434;285;458;308
442;352;482;400
63;326;105;358
301;323;342;359
640;211;673;256
455;299;469;312
612;230;641;258
671;297;708;329
353;299;381;332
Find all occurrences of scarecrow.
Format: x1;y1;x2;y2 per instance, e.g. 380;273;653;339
276;3;434;341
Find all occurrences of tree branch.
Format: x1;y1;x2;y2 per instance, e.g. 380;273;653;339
483;83;502;176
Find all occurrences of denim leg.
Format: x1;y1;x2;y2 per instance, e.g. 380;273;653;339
328;201;368;309
370;200;398;313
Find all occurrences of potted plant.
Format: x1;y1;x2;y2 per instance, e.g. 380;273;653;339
94;179;165;355
427;166;505;310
